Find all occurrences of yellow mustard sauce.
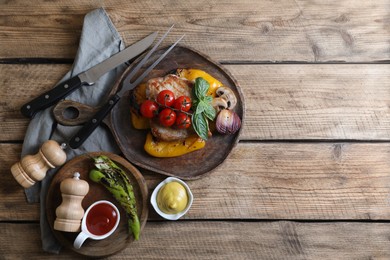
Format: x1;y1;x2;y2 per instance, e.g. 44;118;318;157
157;181;188;214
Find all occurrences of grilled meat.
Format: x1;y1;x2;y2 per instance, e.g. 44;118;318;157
145;74;192;142
146;74;192;101
150;120;189;141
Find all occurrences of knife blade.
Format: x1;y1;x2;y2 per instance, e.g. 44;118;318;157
20;32;158;118
68;33;184;149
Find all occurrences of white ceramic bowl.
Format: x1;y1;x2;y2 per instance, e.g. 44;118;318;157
150;177;193;220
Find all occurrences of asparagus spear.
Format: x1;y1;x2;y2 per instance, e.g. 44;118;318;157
89;156;140;240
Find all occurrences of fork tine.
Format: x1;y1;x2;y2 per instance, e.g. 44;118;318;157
125;25;174;84
129;35;185;89
118;34;185;95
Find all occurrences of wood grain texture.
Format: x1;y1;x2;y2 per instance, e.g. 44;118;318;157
0;144;40;220
0;64;70;141
1;221;390;259
3;142;390;221
1;1;389;259
231;64;390;140
1;0;389;62
1;64;389;141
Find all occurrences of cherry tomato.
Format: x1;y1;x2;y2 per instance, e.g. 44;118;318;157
139;100;159;118
159;108;176;127
173;96;192;112
157;90;175;107
175;112;191;129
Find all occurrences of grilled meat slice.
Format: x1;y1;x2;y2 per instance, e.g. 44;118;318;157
144;74;193;142
150;120;189;141
146;74;192;101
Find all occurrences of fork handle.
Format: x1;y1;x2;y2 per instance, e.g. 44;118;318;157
68;94;120;149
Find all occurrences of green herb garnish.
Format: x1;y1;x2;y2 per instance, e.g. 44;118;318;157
191;77;216;140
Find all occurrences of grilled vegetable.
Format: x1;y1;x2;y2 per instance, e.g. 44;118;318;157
215;109;241;135
89;156;140;240
144;132;205;157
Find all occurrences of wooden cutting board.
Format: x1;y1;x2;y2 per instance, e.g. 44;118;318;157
46;152;148;257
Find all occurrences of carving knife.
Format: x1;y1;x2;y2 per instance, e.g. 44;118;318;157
20;32;158;118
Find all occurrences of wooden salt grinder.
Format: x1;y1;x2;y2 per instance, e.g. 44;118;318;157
11;140;67;188
54;172;89;232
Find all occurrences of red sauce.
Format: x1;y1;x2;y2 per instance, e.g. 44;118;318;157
86;202;118;236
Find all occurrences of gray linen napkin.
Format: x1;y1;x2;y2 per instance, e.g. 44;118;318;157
21;8;125;253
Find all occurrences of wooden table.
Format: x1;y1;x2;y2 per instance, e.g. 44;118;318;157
1;1;389;259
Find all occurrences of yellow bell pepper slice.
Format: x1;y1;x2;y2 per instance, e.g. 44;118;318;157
144;132;206;158
176;68;223;97
130;110;150;129
130;83;150;130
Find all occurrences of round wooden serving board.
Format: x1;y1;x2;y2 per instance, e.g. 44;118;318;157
46;152;148;257
107;45;245;179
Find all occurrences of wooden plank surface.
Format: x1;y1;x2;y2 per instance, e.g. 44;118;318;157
0;64;70;141
1;221;389;259
1;0;389;62
3;142;390;221
1;1;389;259
231;64;390;140
0;144;40;221
1;64;389;141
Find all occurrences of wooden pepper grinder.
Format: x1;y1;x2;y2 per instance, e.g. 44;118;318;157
11;140;67;188
54;172;89;232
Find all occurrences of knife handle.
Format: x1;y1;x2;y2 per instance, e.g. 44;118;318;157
68;94;121;149
21;76;84;118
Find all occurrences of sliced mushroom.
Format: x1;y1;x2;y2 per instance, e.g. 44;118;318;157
212;97;228;112
215;86;237;109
